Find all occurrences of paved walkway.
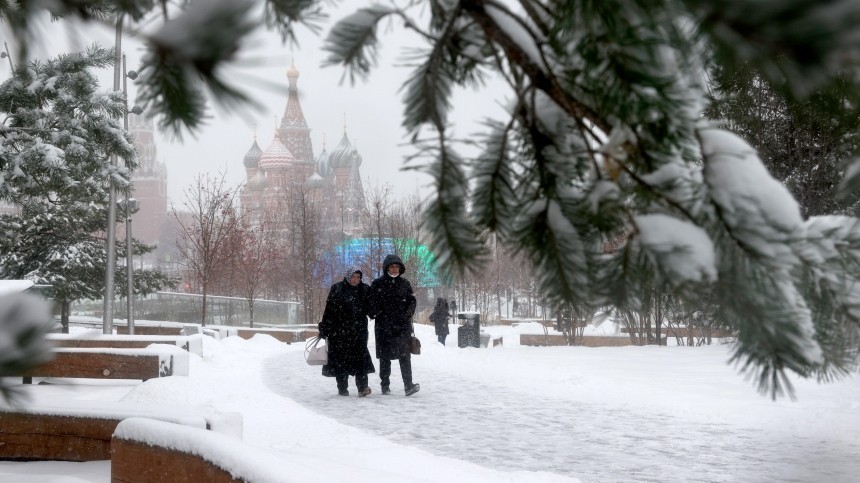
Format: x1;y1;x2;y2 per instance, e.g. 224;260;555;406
264;350;860;482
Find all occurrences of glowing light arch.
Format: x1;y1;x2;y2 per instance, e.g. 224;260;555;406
316;238;445;287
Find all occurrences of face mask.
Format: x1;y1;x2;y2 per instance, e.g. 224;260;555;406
389;273;399;278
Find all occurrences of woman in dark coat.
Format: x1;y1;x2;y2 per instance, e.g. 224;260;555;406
429;297;449;345
370;254;420;396
318;267;375;397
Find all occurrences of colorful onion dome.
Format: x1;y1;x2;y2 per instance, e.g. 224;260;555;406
317;146;333;177
329;132;355;169
243;139;262;168
259;136;294;170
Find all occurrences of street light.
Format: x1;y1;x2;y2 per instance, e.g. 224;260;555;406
121;53;143;335
119;196;140;333
101;14;140;334
103;17;123;334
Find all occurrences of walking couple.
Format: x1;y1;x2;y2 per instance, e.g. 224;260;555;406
317;254;421;397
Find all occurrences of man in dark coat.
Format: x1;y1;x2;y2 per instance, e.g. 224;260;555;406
370;254;420;396
429;297;450;345
318;267;375;397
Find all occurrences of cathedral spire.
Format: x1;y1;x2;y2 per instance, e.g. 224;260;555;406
279;60;314;164
287;58;299;91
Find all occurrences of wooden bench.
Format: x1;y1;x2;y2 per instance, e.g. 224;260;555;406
520;334;666;346
0;403;240;462
20;347;188;384
208;324;319;344
621;327;734;338
112;418;279;482
47;334;203;355
116;324;184;336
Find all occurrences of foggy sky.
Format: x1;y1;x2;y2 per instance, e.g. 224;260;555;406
0;4;507;207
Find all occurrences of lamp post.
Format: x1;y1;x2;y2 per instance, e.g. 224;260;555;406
121;53;143;334
103;17;123;334
119;197;140;333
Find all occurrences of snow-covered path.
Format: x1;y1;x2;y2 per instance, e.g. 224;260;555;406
265;325;860;482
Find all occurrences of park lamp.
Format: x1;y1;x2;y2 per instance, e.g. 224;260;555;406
103;20;123;335
104;38;144;334
121;53;143;334
118;195;140;334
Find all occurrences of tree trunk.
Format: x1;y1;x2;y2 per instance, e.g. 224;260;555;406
248;300;254;328
201;287;208;327
61;300;70;334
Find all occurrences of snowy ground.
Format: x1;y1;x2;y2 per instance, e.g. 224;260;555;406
1;322;858;482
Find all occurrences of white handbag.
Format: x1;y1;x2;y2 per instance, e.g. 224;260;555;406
304;336;328;366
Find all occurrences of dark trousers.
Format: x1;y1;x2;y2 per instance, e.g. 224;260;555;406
379;356;413;389
336;373;369;392
438;334;447;345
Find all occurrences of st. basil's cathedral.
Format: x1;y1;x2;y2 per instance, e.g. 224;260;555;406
239;62;366;235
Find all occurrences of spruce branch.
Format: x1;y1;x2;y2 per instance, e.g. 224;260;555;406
471;118;517;236
418;138;488;276
264;0;328;43
462;0;610;133
138;0;257;136
322;5;398;83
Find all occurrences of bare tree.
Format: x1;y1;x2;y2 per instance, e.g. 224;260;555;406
173;173;241;326
361;182;393;278
234;213;277;328
274;183;326;324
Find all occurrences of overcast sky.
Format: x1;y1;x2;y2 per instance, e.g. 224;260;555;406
1;3;507;206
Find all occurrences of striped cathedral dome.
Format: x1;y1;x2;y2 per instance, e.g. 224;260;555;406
259;135;295;170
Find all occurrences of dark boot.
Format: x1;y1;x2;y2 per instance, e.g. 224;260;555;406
398;356;413;388
405;383;421;396
379;358;392;394
336;375;349;396
356;373;371;397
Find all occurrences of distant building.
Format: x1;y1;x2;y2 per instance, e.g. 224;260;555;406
128;113;168;247
240;62;366;236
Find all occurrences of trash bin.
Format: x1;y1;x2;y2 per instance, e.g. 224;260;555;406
457;312;480;348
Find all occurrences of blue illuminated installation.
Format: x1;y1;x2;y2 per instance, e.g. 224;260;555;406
316;238;446;287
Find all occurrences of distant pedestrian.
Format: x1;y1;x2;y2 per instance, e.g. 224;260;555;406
370;254;420;396
429;297;450;346
318;267;375;397
449;299;458;325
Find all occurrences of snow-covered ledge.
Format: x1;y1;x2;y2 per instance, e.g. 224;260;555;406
21;346;190;383
0;401;242;461
47;333;204;355
113;418;281;482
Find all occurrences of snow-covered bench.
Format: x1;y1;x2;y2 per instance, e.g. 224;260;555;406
621;327;734;338
112;418;282;482
47;333;203;355
520;334;666;346
20;346;189;384
115;321;185;336
0;402;241;461
207;324;319;344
